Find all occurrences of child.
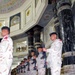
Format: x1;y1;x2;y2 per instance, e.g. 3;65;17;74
29;50;37;75
26;55;31;75
36;46;46;75
20;61;25;75
23;58;28;75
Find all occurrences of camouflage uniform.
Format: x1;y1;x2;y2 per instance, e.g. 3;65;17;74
0;35;13;75
47;39;62;75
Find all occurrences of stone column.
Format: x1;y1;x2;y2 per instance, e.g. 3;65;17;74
27;30;34;54
33;26;42;49
0;38;2;42
57;0;75;75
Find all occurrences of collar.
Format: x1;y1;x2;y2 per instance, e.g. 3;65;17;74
39;52;43;54
3;35;9;39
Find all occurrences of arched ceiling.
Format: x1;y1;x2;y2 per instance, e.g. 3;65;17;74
0;0;26;14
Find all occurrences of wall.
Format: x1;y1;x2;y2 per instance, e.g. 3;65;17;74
0;0;48;37
44;17;55;48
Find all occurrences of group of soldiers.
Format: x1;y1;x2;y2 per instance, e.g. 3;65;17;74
0;26;62;75
16;46;47;75
16;32;63;75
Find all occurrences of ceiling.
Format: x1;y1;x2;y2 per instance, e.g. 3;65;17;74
0;0;26;14
38;4;54;27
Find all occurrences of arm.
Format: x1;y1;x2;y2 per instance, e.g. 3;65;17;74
54;41;62;51
43;40;62;53
0;40;9;52
46;48;53;53
43;47;53;53
41;52;47;59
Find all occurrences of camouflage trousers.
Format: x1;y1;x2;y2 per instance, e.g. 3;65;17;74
38;68;46;75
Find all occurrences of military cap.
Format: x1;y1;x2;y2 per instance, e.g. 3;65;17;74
49;32;57;36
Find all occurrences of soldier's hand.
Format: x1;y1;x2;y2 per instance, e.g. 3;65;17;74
43;48;47;52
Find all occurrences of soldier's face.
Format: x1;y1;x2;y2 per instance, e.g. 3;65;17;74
38;48;43;52
25;59;27;62
1;29;9;37
27;59;30;62
31;52;34;56
50;34;57;41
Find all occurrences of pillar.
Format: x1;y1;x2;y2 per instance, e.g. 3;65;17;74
0;38;2;42
27;30;34;54
33;26;42;49
57;0;75;75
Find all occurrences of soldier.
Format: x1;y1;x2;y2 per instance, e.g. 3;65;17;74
19;62;22;75
29;50;37;75
36;46;46;75
0;26;13;75
16;66;19;75
43;32;63;75
23;58;28;75
20;61;25;75
16;65;21;75
27;55;31;75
